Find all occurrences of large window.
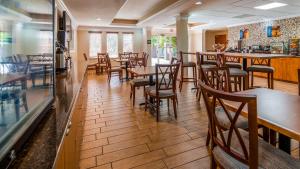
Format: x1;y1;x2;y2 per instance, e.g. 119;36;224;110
107;33;118;58
39;31;53;54
89;32;101;58
123;33;133;53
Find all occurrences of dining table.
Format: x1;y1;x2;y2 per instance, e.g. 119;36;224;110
114;58;129;80
0;73;28;89
225;88;300;154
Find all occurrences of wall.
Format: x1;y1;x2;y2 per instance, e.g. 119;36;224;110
204;30;228;51
189;30;203;62
228;17;300;48
77;26;143;59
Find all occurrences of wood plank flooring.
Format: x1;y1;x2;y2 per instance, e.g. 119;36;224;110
77;71;299;169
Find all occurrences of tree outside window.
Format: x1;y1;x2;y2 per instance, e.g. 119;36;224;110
107;33;118;58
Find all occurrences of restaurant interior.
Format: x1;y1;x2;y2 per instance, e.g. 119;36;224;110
1;0;300;169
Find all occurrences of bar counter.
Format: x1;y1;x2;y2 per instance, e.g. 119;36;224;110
200;52;300;83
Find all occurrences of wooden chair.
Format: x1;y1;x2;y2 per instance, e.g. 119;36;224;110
200;81;300;169
178;51;197;91
105;54;122;83
137;52;149;67
225;56;242;69
247;58;274;89
119;53;130;69
200;66;248;146
97;53;108;73
84;53;99;74
145;63;180;121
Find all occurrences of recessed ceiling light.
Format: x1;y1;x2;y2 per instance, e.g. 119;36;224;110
195;1;202;5
254;2;287;10
96;18;102;21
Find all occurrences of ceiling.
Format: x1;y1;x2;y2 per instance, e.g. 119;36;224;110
62;0;300;30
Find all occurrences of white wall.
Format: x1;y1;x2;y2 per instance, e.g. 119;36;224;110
188;30;203;62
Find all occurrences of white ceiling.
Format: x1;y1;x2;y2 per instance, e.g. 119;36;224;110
63;0;300;29
17;0;52;14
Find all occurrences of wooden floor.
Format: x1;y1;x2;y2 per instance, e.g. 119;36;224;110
77;71;299;169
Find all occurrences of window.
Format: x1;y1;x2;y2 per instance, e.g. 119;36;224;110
123;33;133;53
107;33;118;58
39;31;53;53
89;33;101;58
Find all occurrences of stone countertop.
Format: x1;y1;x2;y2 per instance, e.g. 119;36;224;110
199;51;300;59
9;69;81;169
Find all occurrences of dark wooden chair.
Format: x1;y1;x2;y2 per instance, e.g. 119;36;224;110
247;58;274;89
145;63;180;121
84;53;99;74
178;51;197;91
225;56;242;69
200;81;300;169
97;53;108;73
137;52;149;67
119;53;130;69
200;66;248;146
105;54;123;83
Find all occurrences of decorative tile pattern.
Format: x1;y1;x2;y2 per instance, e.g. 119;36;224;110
228;17;300;48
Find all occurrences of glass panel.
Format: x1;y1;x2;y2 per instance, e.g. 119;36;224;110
107;33;118;58
123;34;133;53
0;0;54;160
151;35;177;65
89;33;101;58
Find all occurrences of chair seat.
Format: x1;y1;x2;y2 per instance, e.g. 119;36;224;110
99;63;106;67
130;78;149;87
145;86;175;98
229;68;248;77
226;62;243;69
215;106;248;129
247;65;274;73
182;62;196;67
213;129;300;169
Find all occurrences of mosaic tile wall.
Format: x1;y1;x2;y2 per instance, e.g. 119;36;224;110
228;17;300;48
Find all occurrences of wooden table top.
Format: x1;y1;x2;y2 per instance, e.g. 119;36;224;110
128;66;156;77
0;73;27;86
199;52;299;59
225;88;300;141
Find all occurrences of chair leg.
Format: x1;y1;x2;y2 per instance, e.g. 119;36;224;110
238;77;242;91
145;94;148;111
167;98;170;114
206;129;210;146
210;154;217;169
130;86;133;99
132;86;136;106
156;98;160;122
271;73;274;89
172;98;177;119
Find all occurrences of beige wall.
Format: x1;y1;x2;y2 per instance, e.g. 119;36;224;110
204;30;228;51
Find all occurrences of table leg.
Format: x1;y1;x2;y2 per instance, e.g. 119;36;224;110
242;58;247;71
279;134;291;154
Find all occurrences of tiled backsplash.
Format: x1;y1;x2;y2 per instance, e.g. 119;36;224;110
228;17;300;48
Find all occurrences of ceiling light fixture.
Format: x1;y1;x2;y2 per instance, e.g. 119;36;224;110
96;18;102;21
195;1;202;5
254;2;287;10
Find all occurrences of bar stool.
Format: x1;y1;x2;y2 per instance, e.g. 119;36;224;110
247;58;274;89
178;51;197;92
224;55;248;91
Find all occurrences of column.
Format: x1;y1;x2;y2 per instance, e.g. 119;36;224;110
176;13;189;76
142;27;152;66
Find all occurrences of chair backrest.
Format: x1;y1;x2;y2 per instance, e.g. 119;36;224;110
200;82;258;168
105;53;112;69
83;53;88;61
128;57;138;68
251;58;271;66
298;69;300;96
143;52;149;66
155;63;180;93
179;51;196;63
201;66;231;92
97;53;107;64
130;52;139;59
225;55;241;63
119;53;130;59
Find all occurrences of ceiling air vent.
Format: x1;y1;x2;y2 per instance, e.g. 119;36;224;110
233;14;255;18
